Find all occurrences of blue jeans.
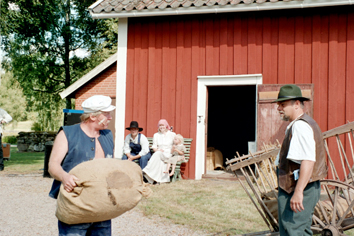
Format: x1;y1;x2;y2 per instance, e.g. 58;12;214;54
122;152;151;169
58;220;111;236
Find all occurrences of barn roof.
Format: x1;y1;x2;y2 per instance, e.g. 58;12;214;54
89;0;353;19
60;53;117;99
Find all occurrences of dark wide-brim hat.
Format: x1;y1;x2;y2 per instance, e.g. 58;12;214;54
126;121;143;132
272;84;310;103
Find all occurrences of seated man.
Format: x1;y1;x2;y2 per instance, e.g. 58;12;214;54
122;121;151;169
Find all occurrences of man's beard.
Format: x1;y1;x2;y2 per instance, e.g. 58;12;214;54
279;112;290;121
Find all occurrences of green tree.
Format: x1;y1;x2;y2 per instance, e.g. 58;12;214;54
0;0;117;130
0;71;27;122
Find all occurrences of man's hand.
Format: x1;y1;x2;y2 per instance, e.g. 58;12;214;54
290;160;315;213
290;190;304;213
62;173;79;193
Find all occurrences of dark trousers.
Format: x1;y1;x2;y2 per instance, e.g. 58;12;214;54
58;219;111;236
0;135;3;170
278;181;320;236
122;152;151;169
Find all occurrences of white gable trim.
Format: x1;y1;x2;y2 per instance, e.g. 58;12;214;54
115;18;128;159
90;0;353;19
195;74;263;180
59;53;117;99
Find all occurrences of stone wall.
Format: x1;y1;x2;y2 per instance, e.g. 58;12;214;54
17;132;57;152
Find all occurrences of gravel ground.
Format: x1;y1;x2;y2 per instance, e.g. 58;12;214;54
0;174;207;236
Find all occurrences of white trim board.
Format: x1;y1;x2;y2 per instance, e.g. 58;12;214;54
114;18;128;159
90;0;354;19
195;74;263;180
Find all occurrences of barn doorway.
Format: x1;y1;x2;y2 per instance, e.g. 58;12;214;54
195;74;262;179
206;85;256;173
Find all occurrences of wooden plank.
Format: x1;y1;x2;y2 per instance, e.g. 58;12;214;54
346;12;354;123
248;13;263;74
311;14;329;132
322;122;354;139
146;20;156;136
182;18;192;137
233;16;248;75
175;19;184;135
136;21;149;128
262;16;278;84
205;17;214;75
219;16;228;75
146;20;162;136
328;13;347;130
328;13;347;180
230;149;280;172
161;20;176;122
294;15;312;84
278;15;295;84
227;16;234;75
125;21;139;134
213;18;220;75
186;17;202;179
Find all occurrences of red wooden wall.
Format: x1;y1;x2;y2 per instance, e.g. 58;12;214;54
126;6;354;179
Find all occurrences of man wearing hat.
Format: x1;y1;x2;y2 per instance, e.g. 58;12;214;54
274;85;327;235
122;121;151;169
48;95;115;235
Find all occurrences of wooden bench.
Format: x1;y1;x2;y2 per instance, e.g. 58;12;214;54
135;137;192;182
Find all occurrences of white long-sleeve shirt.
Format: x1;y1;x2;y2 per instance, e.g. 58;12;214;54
123;133;150;157
0;108;12;135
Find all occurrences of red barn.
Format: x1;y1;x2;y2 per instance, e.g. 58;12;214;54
61;0;354;180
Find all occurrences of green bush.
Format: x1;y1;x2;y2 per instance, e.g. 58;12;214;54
3;135;17;144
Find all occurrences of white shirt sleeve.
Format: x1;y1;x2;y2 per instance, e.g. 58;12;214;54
123;134;131;154
152;133;158;150
0;108;12;123
138;134;150;156
287;120;316;163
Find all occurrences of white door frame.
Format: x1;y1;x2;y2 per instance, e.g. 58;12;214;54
115;18;128;159
195;74;263;180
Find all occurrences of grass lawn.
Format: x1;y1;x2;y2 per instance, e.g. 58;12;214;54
3;147;45;174
138;179;268;235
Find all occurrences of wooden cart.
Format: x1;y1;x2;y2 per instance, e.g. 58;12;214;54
226;122;354;236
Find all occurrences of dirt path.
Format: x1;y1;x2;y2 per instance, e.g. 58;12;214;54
0;174;206;236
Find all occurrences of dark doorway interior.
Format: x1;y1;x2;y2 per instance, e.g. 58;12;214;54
207;86;256;167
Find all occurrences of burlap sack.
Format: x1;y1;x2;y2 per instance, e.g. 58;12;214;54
56;159;152;224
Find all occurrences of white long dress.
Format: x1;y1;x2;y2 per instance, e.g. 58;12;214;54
143;130;176;183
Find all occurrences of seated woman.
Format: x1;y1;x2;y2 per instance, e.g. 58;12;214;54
143;119;176;184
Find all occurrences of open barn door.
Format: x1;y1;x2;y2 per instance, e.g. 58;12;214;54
256;84;314;150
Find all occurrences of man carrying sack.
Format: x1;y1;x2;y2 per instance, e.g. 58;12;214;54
48;95;115;235
273;85;327;235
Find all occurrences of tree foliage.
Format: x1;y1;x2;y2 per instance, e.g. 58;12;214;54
0;0;117;130
0;72;27;122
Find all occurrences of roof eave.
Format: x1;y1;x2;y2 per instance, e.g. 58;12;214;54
89;0;354;19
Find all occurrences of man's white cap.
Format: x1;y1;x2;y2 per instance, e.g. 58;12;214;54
82;95;116;113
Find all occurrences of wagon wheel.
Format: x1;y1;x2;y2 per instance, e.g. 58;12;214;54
311;180;354;236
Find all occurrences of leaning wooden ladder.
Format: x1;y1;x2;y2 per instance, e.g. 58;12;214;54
226;121;354;235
